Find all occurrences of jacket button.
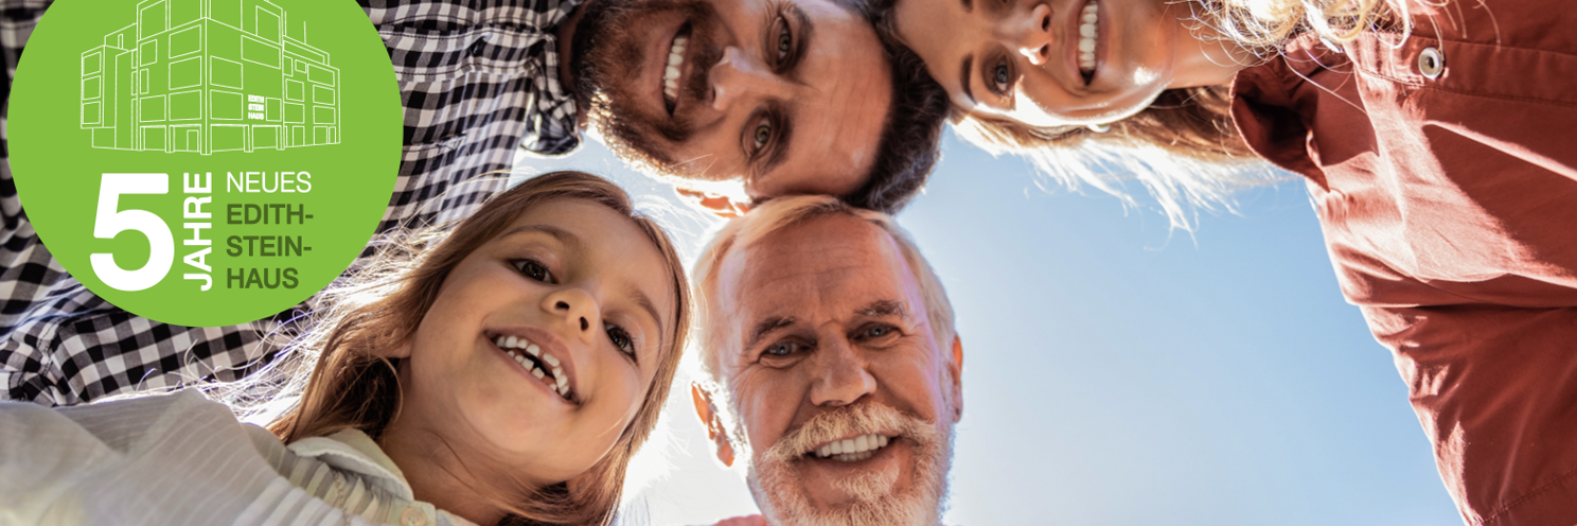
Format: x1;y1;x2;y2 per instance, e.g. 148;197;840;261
1417;47;1444;79
400;508;427;526
469;37;487;57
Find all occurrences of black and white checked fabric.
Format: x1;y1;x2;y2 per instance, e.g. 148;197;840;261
0;0;585;405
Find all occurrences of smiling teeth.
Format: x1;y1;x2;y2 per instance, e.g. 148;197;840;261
495;335;569;398
1078;1;1098;75
663;34;688;105
813;434;891;462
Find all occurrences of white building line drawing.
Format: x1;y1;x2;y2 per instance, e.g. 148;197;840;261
80;0;341;155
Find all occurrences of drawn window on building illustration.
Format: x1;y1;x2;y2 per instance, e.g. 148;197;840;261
171;0;200;26
143;126;167;152
209;0;240;27
139;40;158;67
242;35;280;69
170;56;201;90
83;52;102;76
313;107;334;125
312;85;333;106
211;57;243;90
170;90;202;121
255;7;282;42
138;1;166;39
82;100;101;126
286;79;304;102
170;25;201;59
141;94;165;123
306;64;333;86
211;90;243;121
82;76;101;101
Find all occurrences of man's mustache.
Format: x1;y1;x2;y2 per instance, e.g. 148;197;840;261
765;403;940;464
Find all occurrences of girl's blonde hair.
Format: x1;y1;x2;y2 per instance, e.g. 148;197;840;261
226;171;691;526
877;0;1402;229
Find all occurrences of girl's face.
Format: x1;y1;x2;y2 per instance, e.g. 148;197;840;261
393;198;677;488
893;0;1230;126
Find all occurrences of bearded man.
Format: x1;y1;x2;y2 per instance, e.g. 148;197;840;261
691;195;963;525
0;0;947;405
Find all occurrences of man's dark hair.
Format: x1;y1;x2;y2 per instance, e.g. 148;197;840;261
833;0;950;214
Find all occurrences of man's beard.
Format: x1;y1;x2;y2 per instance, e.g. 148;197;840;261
569;0;719;175
745;404;953;526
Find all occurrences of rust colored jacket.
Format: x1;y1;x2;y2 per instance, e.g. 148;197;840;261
1230;1;1577;524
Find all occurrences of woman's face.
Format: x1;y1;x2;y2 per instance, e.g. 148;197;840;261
394;198;677;487
893;0;1207;126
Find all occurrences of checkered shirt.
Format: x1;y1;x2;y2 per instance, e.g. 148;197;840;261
0;0;585;405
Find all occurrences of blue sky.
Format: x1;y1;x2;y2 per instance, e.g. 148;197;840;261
513;129;1460;525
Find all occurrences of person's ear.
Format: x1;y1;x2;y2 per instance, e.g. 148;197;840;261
692;384;736;467
675;187;753;218
948;333;964;423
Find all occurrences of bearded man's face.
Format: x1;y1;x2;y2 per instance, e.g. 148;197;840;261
566;0;893;201
701;213;962;525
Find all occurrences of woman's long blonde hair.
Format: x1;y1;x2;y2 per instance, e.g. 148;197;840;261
878;0;1401;229
222;171;691;526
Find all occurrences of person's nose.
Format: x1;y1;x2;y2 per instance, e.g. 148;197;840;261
999;2;1055;66
709;46;796;112
542;288;601;344
808;337;876;407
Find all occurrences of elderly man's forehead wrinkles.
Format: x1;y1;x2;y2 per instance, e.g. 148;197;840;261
856;299;908;319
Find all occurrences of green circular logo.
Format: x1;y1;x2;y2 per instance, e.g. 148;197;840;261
11;0;401;327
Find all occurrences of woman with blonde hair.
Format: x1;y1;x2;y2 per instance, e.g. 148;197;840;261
0;171;691;526
877;0;1577;523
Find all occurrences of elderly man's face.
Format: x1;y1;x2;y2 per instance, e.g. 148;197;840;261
568;0;893;201
704;214;962;525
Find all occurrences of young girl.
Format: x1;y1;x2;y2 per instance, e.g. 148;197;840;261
879;0;1577;523
0;171;691;526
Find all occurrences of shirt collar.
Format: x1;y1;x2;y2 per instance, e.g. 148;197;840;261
288;428;413;499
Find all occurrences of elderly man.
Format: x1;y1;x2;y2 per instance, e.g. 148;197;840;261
0;0;948;405
690;195;962;525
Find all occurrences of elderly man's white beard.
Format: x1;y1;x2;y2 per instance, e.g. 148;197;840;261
744;403;953;526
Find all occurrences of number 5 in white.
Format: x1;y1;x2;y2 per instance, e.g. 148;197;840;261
90;173;173;291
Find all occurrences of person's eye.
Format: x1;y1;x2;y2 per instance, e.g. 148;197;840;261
767;14;794;67
606;322;637;359
764;340;801;357
512;259;555;283
775;19;792;61
991;56;1012;94
856;324;899;341
752;116;773;152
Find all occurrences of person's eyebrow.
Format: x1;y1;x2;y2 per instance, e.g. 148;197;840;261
789;4;814;74
856;299;910;319
745;315;798;351
624;281;666;350
500;224;582;252
959;55;976;105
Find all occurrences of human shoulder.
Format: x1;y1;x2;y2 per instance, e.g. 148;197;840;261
0;390;290;526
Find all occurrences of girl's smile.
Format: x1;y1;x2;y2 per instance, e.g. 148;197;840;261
487;329;579;402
